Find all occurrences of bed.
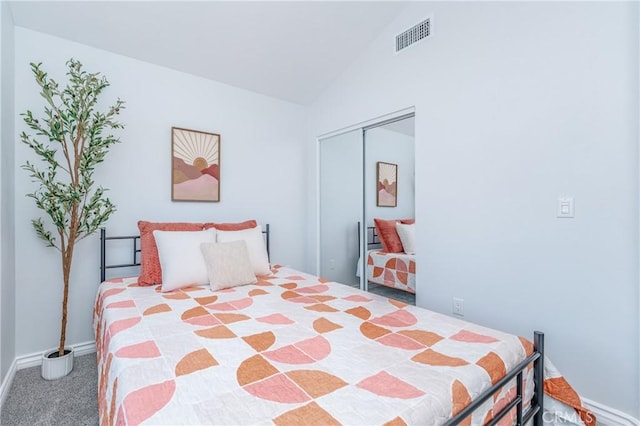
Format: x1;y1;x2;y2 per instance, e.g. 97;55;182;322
358;223;416;293
94;225;592;426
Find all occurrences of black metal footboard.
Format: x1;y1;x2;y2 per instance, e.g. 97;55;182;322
445;331;544;426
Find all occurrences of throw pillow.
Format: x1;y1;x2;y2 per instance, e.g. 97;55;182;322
216;226;271;276
374;218;414;253
395;222;416;255
200;241;257;291
153;229;217;291
137;221;204;286
203;220;258;231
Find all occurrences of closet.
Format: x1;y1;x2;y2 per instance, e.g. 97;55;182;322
319;113;415;301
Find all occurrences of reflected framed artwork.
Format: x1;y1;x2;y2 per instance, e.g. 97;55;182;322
171;127;220;202
376;161;397;207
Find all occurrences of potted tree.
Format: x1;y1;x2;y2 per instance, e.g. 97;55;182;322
20;59;125;380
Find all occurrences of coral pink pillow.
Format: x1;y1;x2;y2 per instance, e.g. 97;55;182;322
137;221;204;286
374;218;415;253
203;220;258;231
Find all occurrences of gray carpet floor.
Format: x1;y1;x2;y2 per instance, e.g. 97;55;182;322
368;283;416;305
1;353;98;426
343;281;416;305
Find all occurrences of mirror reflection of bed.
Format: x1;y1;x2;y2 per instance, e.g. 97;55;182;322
357;222;415;305
319;114;415;304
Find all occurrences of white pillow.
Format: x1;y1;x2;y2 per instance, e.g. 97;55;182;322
395;222;416;255
153;229;217;292
200;241;257;291
215;226;271;276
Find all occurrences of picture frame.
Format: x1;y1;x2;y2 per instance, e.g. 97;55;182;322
376;161;397;207
171;127;221;202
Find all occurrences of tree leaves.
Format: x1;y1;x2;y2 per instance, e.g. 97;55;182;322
20;59;125;250
21;58;126;357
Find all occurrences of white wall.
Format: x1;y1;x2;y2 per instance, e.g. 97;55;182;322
0;1;16;383
14;28;307;356
365;126;415;223
308;2;639;418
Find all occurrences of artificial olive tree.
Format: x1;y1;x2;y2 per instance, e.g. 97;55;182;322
21;59;124;357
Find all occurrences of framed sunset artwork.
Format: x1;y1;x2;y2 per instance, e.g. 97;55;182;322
171;127;220;202
376;161;397;207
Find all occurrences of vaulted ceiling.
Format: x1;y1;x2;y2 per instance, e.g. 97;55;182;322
9;1;409;105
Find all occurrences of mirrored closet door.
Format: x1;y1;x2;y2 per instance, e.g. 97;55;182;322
319;130;363;288
363;116;415;304
319;114;415;304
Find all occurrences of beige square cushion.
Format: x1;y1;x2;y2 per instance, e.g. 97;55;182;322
200;240;257;291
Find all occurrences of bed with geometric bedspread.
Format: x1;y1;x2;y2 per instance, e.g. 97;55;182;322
366;249;416;294
94;264;593;425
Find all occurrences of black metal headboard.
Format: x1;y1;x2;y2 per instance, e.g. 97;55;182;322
100;229;141;282
357;221;382;257
100;224;270;282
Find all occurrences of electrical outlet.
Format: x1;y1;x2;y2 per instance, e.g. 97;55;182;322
329;259;335;270
452;297;464;316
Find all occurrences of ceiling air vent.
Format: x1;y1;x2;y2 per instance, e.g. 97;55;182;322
395;18;431;52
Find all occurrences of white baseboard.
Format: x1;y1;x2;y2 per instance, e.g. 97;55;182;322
15;340;96;370
583;398;640;426
0;358;17;415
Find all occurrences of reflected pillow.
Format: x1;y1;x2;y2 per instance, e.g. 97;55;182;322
396;222;416;255
374;218;414;253
216;226;271;276
137;221;204;286
153;229;217;292
200;241;257;291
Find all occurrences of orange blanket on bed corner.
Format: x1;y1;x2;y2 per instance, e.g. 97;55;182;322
544;368;596;425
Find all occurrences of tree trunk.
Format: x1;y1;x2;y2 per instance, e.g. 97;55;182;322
58;241;74;357
59;207;78;357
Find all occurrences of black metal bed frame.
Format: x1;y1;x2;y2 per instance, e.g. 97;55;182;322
446;331;544;425
99;224;270;282
99;223;543;425
357;221;382;256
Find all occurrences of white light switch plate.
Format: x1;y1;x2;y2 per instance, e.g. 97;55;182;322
557;197;574;218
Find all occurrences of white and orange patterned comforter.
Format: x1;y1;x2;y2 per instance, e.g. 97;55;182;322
94;266;592;425
367;250;416;293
